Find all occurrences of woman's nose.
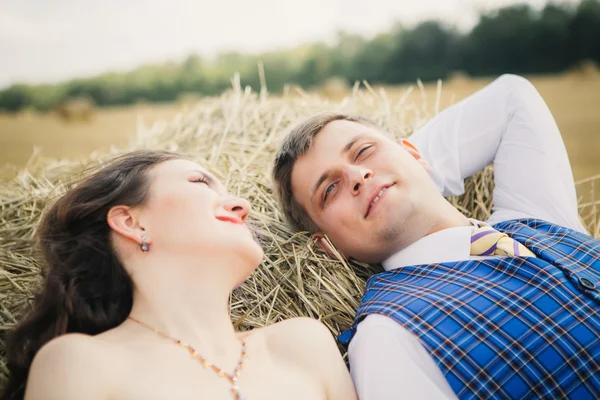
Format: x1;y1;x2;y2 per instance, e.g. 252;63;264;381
222;197;251;222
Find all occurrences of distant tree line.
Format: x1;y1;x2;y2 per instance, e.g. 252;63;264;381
1;0;599;112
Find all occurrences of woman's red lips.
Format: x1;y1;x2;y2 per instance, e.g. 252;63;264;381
216;215;243;224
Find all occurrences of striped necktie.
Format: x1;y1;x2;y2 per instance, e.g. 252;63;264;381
470;225;536;257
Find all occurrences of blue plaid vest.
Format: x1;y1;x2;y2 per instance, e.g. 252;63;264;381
339;219;600;399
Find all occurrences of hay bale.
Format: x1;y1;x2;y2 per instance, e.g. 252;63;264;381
566;59;600;80
0;83;599;391
316;76;351;99
51;96;96;122
445;70;472;87
15;107;37;122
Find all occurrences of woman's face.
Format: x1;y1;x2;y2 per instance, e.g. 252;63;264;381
138;159;263;283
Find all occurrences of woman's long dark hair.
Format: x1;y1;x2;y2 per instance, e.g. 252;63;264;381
1;150;181;400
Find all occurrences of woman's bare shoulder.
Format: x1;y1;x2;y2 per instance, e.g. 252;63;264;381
261;317;333;339
25;333;119;400
31;333;109;366
33;332;117;363
258;317;340;361
259;319;357;400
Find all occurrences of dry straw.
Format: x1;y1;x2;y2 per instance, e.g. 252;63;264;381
1;76;599;389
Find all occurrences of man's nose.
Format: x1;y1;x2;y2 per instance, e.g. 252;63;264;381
344;165;373;195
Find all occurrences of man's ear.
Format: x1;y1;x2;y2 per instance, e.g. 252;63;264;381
313;232;346;260
106;205;149;247
400;139;430;171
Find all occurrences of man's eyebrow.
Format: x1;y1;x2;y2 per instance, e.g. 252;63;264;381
309;134;367;202
310;169;332;203
341;134;366;155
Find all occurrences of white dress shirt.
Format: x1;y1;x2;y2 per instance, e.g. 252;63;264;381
348;74;589;400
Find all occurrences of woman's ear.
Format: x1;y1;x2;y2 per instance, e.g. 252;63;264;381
313;232;346;260
106;205;149;247
400;139;430;171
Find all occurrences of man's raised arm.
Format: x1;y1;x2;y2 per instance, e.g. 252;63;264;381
408;74;586;233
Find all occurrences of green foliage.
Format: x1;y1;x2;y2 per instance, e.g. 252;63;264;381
2;0;600;112
383;21;461;83
0;85;34;112
568;0;600;63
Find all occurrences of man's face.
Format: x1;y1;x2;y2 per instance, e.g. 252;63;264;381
291;120;439;263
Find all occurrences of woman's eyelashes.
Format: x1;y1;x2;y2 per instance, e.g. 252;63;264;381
190;174;213;186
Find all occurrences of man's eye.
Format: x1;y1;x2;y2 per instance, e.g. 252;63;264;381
323;182;337;202
356;145;373;160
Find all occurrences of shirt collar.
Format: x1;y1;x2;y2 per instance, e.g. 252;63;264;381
381;219;486;272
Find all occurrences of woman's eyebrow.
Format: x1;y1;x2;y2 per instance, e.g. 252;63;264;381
185;169;216;180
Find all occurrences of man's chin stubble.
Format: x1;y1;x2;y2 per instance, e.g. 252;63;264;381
378;224;405;245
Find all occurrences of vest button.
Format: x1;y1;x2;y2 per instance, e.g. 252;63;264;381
580;277;596;290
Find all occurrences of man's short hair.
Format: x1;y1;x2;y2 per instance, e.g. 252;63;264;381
272;112;375;233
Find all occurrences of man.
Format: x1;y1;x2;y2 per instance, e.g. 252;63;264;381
272;74;600;399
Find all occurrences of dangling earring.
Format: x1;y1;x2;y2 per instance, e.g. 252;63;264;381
140;236;150;252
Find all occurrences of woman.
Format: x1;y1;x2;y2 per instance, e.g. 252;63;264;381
2;150;357;400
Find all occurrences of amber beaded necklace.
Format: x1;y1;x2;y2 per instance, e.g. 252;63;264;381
128;316;247;400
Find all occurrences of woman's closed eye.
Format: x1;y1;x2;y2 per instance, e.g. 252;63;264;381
190;174;213;186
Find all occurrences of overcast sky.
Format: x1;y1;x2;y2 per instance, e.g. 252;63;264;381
0;0;580;88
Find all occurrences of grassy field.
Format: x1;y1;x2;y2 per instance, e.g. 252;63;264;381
1;73;599;181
